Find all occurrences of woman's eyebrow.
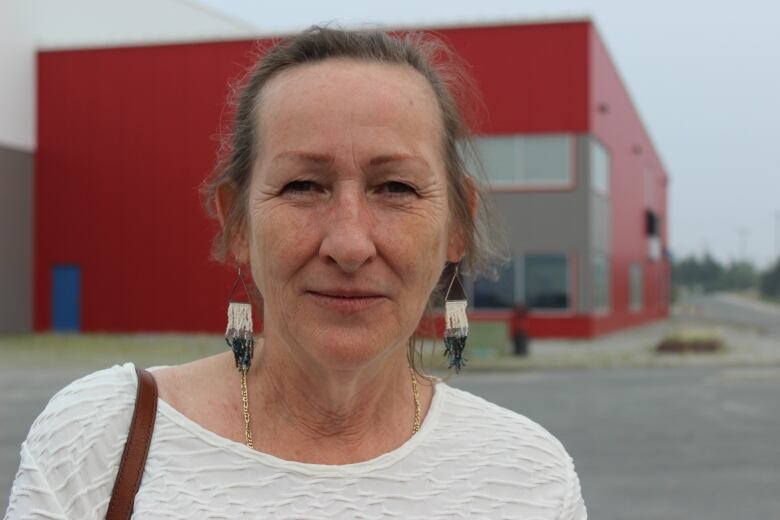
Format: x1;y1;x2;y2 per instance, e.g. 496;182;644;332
271;151;335;166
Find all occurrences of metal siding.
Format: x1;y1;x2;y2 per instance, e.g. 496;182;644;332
34;21;665;337
588;25;670;335
438;22;590;134
35;42;252;331
489;133;590;330
0;144;33;333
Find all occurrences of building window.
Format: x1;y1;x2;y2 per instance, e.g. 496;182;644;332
475;136;516;184
590;137;610;195
473;259;515;309
473;134;572;188
518;135;572;186
645;210;662;261
629;262;643;312
592;254;610;312
524;254;570;310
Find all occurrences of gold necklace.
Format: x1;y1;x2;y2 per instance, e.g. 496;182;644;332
240;366;422;449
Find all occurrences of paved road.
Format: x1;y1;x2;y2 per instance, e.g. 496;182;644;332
3;364;779;519
454;368;780;520
0;364;97;511
678;291;780;337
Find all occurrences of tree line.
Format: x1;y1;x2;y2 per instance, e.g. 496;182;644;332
673;254;780;301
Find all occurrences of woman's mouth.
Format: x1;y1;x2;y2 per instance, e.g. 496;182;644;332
305;290;387;313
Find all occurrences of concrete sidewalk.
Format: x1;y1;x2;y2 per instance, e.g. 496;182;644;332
449;315;780;372
3;312;777;375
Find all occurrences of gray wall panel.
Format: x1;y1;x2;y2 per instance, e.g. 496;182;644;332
0;144;33;333
488;135;591;313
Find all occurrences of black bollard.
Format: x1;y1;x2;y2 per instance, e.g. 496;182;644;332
513;331;528;356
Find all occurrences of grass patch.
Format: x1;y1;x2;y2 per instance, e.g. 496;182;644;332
757;294;780;306
465;322;510;358
655;327;725;354
0;333;224;368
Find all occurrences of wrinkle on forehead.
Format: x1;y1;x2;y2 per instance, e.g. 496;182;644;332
253;58;445;171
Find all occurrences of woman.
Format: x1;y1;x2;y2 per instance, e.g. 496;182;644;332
6;27;586;518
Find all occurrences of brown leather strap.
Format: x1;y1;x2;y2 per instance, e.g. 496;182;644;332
106;367;158;520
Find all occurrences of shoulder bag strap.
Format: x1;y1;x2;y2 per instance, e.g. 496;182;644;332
106;367;158;520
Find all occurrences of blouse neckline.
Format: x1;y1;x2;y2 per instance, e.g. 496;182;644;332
137;363;447;477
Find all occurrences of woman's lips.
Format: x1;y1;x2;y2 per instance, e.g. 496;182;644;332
306;291;387;313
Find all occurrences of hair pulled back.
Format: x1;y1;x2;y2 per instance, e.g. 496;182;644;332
202;25;503;279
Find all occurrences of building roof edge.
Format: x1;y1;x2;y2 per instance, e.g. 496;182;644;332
586;21;671;180
37;15;594;52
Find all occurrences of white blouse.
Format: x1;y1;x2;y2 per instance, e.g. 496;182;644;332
5;363;586;519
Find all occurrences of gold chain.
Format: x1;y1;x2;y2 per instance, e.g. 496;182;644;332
410;367;421;435
240;368;253;449
240;366;421;448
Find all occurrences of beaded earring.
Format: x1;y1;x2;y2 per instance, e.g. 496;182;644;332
443;263;468;372
224;266;254;373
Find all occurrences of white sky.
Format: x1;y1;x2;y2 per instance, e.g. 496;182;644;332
195;0;780;268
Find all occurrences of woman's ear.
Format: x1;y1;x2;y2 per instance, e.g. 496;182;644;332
446;176;479;263
215;183;249;264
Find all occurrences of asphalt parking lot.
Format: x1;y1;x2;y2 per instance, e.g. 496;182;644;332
3;358;779;519
454;367;780;520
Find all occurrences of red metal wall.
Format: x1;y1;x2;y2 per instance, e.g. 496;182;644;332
438;22;590;134
587;25;670;336
34;21;666;335
35;41;253;331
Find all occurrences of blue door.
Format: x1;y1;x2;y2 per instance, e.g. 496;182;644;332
52;265;81;331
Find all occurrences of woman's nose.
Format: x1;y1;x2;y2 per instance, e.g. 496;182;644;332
318;190;377;273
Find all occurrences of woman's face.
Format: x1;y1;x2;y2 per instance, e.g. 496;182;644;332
243;59;463;371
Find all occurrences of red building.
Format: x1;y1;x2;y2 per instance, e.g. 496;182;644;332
35;19;669;337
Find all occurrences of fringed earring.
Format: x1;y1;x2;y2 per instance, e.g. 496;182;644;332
443;262;468;373
224;266;256;448
224;266;254;373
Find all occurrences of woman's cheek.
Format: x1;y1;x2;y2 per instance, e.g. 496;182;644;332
381;212;447;268
259;208;321;272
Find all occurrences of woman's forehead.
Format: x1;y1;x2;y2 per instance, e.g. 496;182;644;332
255;59;443;158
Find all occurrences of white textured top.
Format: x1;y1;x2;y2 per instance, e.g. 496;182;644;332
5;363;586;519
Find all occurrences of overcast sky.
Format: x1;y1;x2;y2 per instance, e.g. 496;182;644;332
195;0;780;268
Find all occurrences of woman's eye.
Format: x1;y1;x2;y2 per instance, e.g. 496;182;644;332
381;181;417;196
282;180;318;193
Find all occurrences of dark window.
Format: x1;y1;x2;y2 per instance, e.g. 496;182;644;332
524;254;570;310
473;261;515;308
645;210;658;236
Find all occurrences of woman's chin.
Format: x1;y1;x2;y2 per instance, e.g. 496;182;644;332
295;327;405;372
